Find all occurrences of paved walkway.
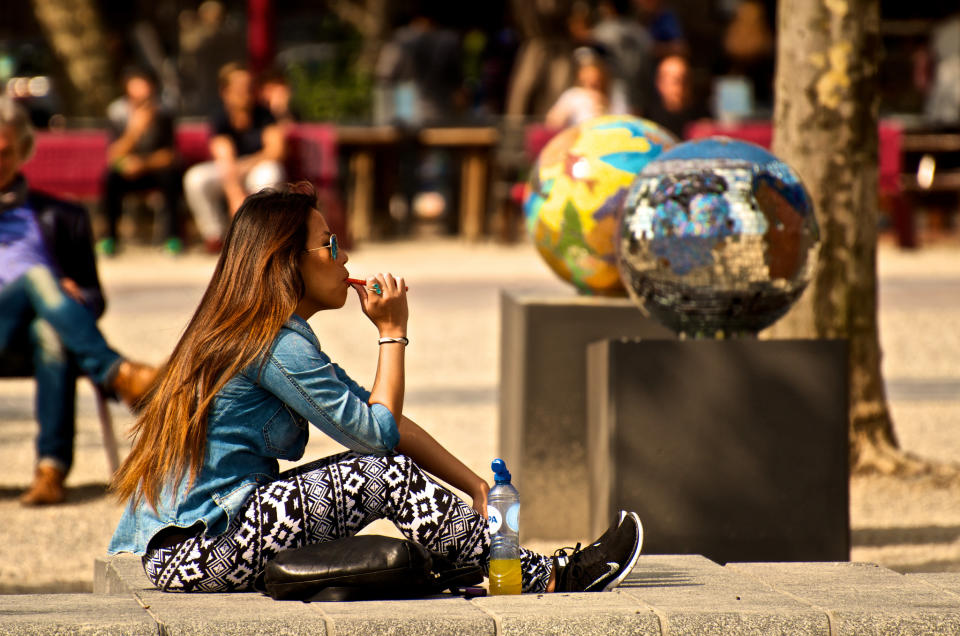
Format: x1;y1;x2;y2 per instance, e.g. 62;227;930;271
4;553;960;634
1;238;959;613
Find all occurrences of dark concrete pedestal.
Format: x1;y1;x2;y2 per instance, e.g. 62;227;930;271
498;291;673;541
587;338;849;563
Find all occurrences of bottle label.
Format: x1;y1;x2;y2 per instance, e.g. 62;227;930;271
506;503;520;532
487;506;502;534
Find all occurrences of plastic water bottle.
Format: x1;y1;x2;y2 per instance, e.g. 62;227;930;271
488;458;521;595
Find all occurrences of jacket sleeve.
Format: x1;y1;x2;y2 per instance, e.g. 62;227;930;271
331;363;372;402
35;193;106;317
257;334;398;454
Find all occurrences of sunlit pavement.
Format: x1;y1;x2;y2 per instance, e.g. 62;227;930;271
1;238;958;592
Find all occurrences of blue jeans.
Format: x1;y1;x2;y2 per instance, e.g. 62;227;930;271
0;265;121;470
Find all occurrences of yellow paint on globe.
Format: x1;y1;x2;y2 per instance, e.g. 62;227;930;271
524;115;676;295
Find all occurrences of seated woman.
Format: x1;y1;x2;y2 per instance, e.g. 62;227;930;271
108;183;642;594
545;48;631;130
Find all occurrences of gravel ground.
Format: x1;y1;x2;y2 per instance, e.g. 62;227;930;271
849;243;960;573
0;238;958;592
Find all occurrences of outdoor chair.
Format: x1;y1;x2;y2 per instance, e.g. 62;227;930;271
0;348;120;476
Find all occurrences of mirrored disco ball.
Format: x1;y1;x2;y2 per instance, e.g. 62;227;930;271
524;115;676;295
617;137;819;337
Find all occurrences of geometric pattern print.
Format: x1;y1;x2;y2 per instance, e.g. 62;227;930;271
142;451;553;593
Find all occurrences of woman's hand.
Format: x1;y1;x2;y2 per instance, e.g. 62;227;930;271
471;479;490;520
353;273;408;338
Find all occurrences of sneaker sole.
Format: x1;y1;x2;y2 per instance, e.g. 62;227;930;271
601;512;643;592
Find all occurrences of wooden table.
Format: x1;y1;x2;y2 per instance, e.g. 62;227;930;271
336;126;498;242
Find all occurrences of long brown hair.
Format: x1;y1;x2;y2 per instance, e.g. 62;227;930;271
111;183;318;509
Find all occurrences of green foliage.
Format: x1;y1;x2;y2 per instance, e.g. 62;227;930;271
287;62;372;123
282;12;372;123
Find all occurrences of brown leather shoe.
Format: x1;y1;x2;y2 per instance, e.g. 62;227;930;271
20;465;66;506
111;360;158;409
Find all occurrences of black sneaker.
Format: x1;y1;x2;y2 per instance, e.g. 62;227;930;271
553;511;643;592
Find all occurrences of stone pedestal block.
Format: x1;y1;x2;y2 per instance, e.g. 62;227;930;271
499;291;673;541
587;338;849;563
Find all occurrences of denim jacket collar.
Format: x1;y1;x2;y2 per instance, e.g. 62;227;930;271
286;313;319;348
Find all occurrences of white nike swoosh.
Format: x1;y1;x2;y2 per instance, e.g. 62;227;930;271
587;562;620;590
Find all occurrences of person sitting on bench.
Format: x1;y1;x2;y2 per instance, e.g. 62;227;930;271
0;97;158;505
183;62;285;253
100;66;183;256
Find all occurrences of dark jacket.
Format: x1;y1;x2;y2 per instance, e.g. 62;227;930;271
1;174;105;317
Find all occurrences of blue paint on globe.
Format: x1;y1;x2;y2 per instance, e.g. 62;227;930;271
599;150;666;175
523;115;677;295
523;176;553;233
591;118;658;139
617;136;820;336
654;136;780;164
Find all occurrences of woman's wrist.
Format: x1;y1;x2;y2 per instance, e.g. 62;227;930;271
377;326;407;339
470;476;490;496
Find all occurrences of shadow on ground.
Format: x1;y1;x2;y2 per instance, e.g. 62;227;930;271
621;571;699;588
0;483;110;503
0;581;93;594
853;525;960;547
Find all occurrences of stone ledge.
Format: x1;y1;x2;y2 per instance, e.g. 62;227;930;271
622;555;830;635
728;562;960;635
0;594;155;635
1;555;955;635
473;591;662;635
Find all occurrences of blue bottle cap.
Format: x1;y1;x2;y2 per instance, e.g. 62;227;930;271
491;458;511;484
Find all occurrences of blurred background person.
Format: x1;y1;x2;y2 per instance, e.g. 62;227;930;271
183;62;285;253
546;47;629;129
375;8;464;233
258;67;298;127
722;0;775;114
925;10;960;126
406;12;464;126
100;67;182;256
633;0;688;59
177;1;243;116
0;97;156;505
592;0;653;114
643;53;708;138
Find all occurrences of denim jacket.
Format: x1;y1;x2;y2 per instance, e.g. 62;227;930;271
108;314;399;554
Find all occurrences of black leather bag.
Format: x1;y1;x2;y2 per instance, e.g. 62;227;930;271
263;535;484;601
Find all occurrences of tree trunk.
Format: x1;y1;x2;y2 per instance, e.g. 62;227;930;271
327;0;389;74
768;0;901;473
31;0;114;117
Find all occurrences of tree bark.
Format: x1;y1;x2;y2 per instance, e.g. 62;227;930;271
768;0;901;473
31;0;114;117
327;0;389;74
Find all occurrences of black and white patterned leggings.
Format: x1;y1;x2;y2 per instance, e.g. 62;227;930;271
142;452;553;593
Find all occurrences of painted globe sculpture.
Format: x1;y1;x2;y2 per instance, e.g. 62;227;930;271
616;137;820;337
524;115;677;295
